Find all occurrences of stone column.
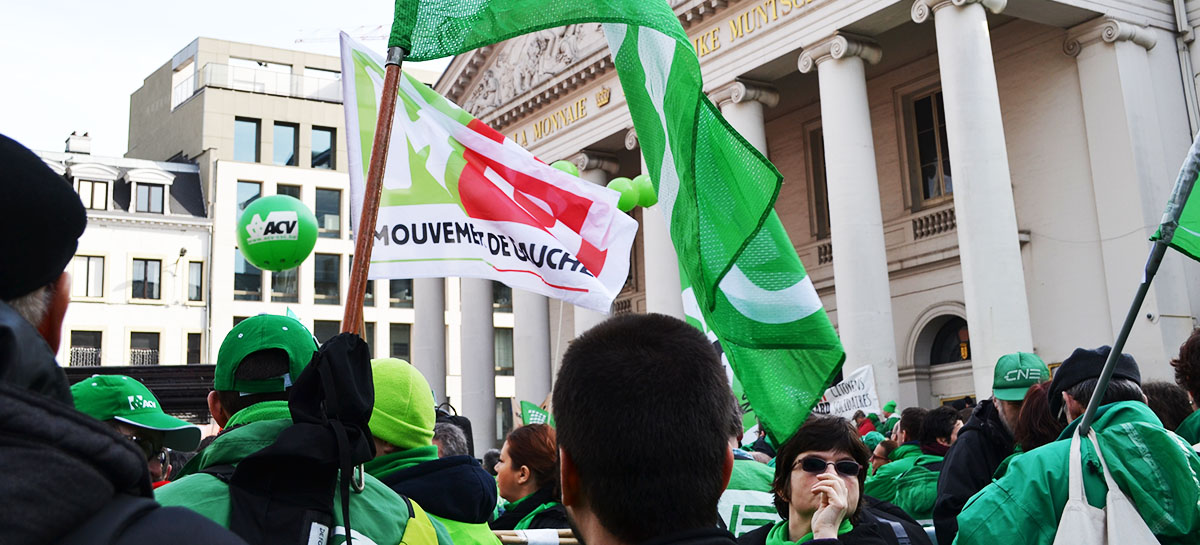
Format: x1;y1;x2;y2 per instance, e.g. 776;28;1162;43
797;36;901;403
1065;18;1193;371
569;151;621;336
412;278;447;402
513;289;552;405
631;127;686;319
912;0;1034;398
458;278;495;456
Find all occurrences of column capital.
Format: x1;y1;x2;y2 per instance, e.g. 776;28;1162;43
798;33;882;73
911;0;1006;24
625;127;639;150
566;150;620;175
708;79;780;109
1063;16;1157;56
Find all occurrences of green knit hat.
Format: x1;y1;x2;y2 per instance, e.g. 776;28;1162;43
883;400;897;413
369;358;435;450
862;431;886;451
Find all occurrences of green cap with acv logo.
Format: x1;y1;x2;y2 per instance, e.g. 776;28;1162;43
70;374;201;451
215;314;318;394
993;352;1050;401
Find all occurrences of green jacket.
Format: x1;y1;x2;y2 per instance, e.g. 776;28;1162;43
719;458;781;537
954;401;1200;545
863;442;922;503
891;454;943;520
1176;408;1200;446
157;402;452;545
878;415;900;436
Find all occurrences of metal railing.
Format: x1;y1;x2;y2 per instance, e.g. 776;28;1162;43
129;348;159;366
188;63;342;103
69;347;102;367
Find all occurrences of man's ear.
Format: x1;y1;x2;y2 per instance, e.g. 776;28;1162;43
37;273;71;353
560;447;580;507
208;391;231;428
937;437;952;447
720;447;734;489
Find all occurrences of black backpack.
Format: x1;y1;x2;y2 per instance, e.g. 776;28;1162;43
435;402;475;458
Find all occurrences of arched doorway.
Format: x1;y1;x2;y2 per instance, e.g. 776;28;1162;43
904;304;974;407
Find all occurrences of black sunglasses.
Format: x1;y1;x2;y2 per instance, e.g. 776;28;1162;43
122;432;164;462
798;457;861;477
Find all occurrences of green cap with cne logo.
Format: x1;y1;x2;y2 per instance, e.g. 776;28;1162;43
992;352;1050;402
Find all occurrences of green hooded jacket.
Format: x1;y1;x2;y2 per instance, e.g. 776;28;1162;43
863;442;922;503
890;454;943;520
156;402;452;545
1175;409;1200;446
878;415;900;437
954;401;1200;545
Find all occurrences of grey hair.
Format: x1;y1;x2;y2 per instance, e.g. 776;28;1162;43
4;284;54;328
432;422;470;457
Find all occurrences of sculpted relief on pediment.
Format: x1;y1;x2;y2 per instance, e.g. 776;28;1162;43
462;23;608;117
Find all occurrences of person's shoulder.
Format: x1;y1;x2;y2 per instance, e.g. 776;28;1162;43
113;505;248;544
155;473;227;505
736;523;771;545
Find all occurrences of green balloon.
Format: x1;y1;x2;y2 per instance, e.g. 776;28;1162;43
632;174;657;208
236;195;318;272
607;177;637;212
550;160;579;177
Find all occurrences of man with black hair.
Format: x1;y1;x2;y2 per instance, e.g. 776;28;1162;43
156;315;449;545
956;346;1200;544
553;313;737;544
1172;329;1200;444
865;407;961;519
0;133;244;544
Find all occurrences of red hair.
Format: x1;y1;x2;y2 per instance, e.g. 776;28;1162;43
505;423;559;492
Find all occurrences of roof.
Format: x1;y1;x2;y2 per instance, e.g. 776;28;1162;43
36;151;207;219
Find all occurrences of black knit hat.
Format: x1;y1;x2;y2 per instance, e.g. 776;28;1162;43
1048;345;1141;417
0;133;86;300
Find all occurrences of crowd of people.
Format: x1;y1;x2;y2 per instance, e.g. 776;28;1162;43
6;128;1200;545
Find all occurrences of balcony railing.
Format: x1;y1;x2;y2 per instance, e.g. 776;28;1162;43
129;348;159;366
69;346;102;367
172;63;342;108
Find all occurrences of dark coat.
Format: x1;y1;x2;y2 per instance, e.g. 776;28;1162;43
0;301;245;545
932;399;1014;545
642;528;738;544
490;485;570;530
378;454;498;524
736;500;931;545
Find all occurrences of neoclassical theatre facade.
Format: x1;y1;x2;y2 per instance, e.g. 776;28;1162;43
437;0;1200;408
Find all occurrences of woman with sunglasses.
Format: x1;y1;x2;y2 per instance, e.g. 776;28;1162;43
738;415;931;545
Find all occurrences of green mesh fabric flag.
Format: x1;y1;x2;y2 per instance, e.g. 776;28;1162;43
1153;174;1200;261
392;0;844;445
520;400;554;427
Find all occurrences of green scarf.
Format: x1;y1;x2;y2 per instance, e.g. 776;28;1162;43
363;445;439;478
766;518;853;544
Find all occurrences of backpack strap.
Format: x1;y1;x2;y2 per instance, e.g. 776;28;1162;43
201;464;237;484
58;494;160;545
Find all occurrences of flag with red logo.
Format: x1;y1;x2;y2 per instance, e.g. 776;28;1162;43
340;34;636;312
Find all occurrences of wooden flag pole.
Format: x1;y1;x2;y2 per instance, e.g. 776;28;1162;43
342;46;406;335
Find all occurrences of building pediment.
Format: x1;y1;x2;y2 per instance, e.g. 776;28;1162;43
124;167;176;186
66;162;121;182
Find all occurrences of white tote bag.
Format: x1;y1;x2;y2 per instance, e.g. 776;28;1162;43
1052;428;1158;545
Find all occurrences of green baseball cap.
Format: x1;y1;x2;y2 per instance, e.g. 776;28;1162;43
71;375;201;451
993;352;1050;401
216;314;318;394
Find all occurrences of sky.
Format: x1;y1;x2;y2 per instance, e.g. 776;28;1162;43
0;1;452;158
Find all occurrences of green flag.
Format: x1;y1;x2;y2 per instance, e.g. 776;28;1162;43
520;400;554;427
1153;174;1200;261
391;0;844;445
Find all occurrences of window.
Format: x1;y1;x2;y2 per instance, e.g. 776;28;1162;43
350;256;375;306
496;398;514;446
135;183;165;214
234;118;261;162
130;332;160;366
69;331;102;366
312;127;335;169
237;181;261;221
390;323;411;360
809;127;830;239
316;188;341;238
364;322;375;357
492;281;512;313
187;261;203;301
71;255;104;298
131;259;161;300
910;90;952;204
273;122;298;166
314;253;341;305
233;316;249;327
234;249;262;301
314;320;340;345
389;279;413;308
931;317;969;365
277;184;301;199
271;267;299;303
494;327;514;376
76;179;108;210
187;333;202;364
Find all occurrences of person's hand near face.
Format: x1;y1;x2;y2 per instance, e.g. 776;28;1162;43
809;472;850;538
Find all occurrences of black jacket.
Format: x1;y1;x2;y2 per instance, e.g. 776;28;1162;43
736;499;931;545
932;399;1014;545
643;528;738;544
0;301;245;545
377;454;498;524
490;485;570;530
